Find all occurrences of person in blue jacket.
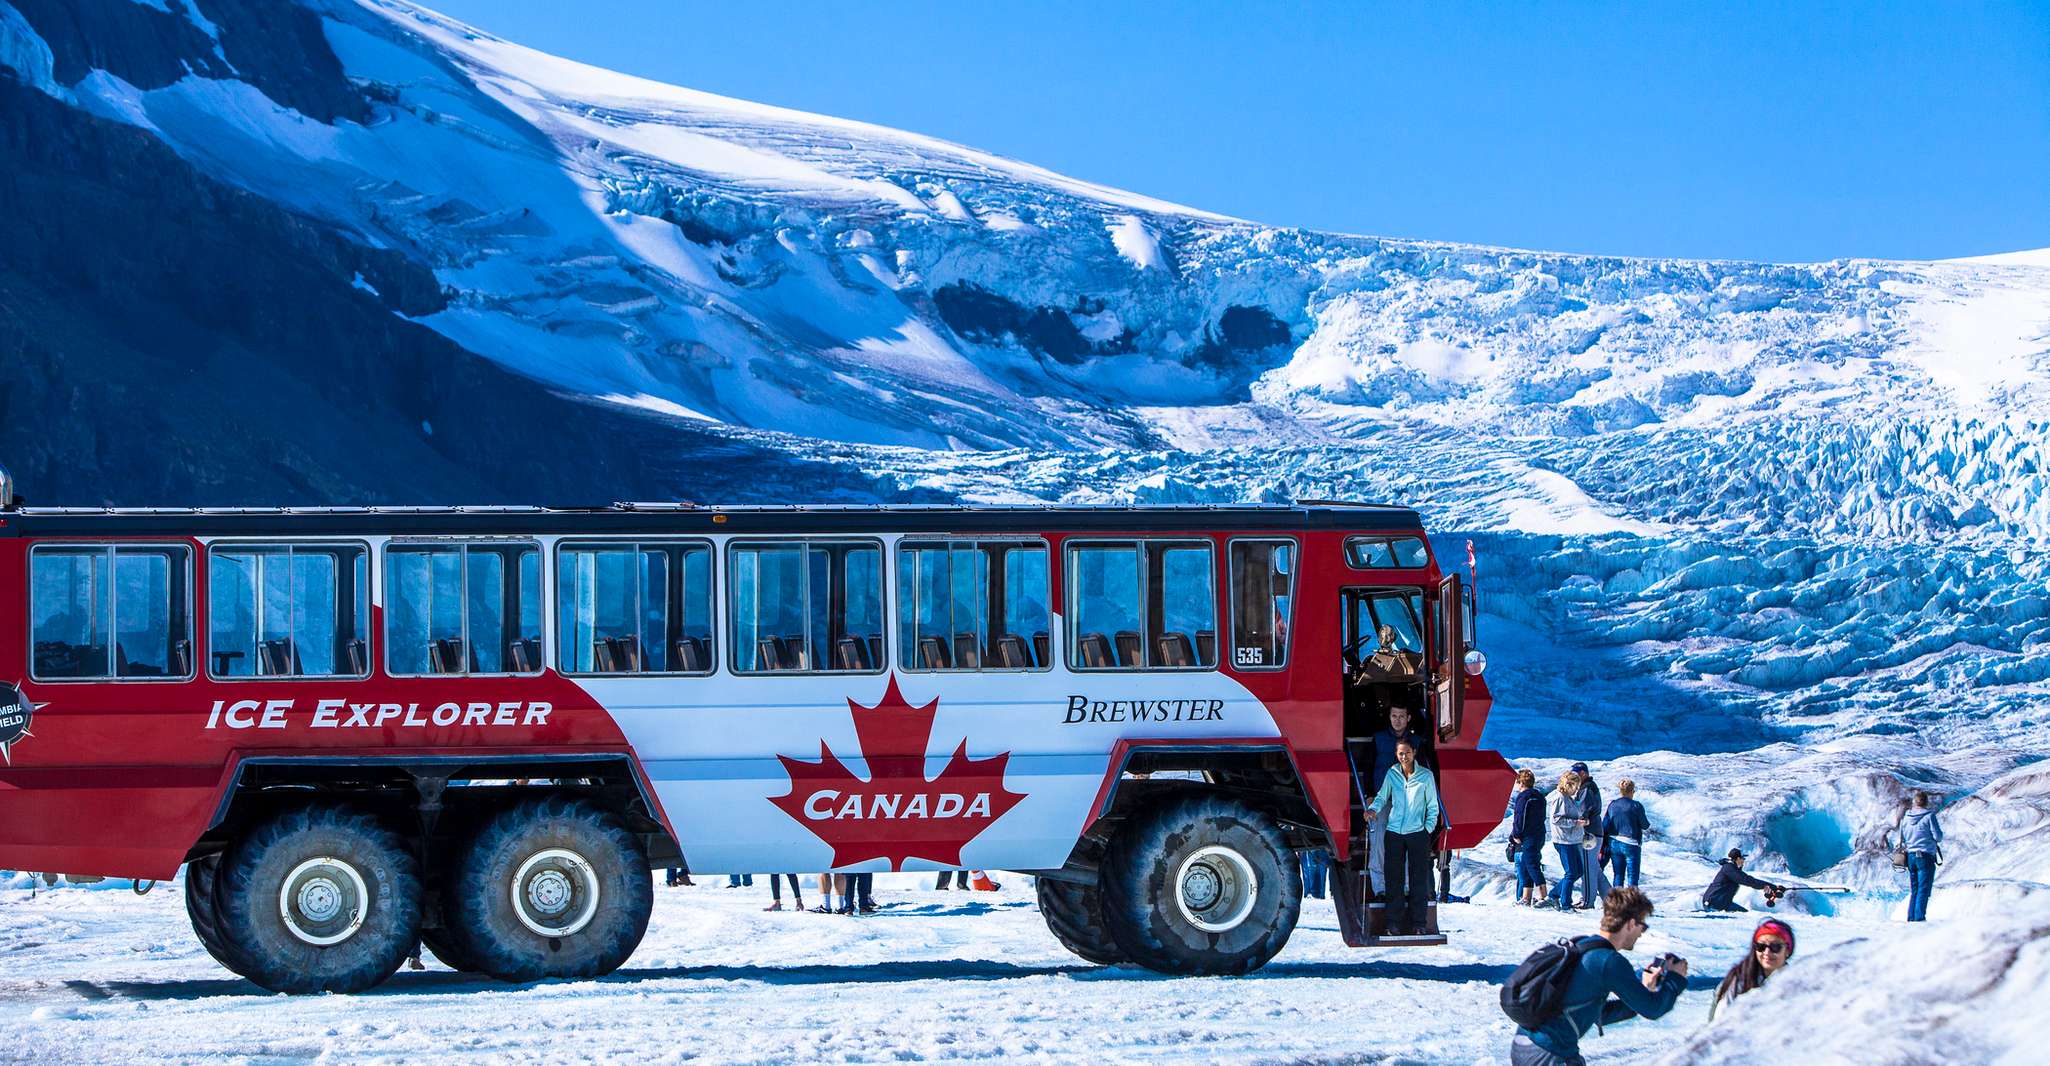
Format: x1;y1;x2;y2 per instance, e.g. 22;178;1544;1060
1601;780;1651;889
1366;739;1441;936
1510;887;1688;1065
1507;768;1549;906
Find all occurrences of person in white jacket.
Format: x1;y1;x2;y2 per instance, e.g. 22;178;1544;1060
1548;772;1591;911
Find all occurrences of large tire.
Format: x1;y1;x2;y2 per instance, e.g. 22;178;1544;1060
1101;794;1302;975
1037;875;1126;965
214;806;424;994
443;796;652;983
183;854;249;974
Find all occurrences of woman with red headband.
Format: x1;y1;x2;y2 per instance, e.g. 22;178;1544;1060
1709;918;1795;1021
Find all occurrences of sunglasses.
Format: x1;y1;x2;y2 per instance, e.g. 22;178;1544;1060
1753;941;1789;955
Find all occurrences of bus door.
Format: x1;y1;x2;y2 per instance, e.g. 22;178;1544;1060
1431;574;1465;741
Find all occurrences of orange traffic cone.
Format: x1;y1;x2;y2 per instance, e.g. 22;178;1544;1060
968;870;999;891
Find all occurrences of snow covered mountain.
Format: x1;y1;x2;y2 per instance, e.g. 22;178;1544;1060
2;0;2047;915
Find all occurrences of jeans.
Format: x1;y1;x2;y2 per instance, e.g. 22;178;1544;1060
851;872;875;906
1583;839;1610;898
1553;843;1588;909
1906;851;1937;921
1515;840;1547;894
1608;839;1641;888
727;873;754;887
1300;848;1330;899
1383;830;1434;931
1368;817;1388;893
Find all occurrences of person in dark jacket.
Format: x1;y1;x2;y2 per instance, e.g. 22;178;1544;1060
1509;886;1687;1065
1508;769;1549;906
1573;764;1609;901
1701;848;1784;912
1602;780;1651;889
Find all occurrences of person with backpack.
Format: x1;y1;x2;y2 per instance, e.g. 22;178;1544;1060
1708;918;1794;1022
1508;769;1549;906
1503;886;1688;1065
1365;738;1441;936
1548;772;1590;910
1602;780;1650;889
1700;848;1785;912
1893;791;1944;922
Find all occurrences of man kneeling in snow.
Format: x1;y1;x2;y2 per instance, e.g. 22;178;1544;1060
1701;848;1785;912
1509;887;1688;1065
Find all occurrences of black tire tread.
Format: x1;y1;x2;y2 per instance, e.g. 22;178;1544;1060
216;805;423;994
1037;875;1126;965
1101;793;1302;976
183;854;248;973
444;795;652;983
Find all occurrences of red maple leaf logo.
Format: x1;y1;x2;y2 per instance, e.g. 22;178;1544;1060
770;675;1025;870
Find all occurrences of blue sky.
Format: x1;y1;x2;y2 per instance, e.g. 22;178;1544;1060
427;1;2050;263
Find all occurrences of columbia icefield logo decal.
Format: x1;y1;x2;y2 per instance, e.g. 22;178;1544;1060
0;682;43;765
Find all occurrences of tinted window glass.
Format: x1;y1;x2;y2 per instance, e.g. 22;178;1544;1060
558;542;714;674
1230;540;1293;669
1345;536;1430;569
1068;541;1216;670
31;546;190;680
731;541;882;673
209;544;369;678
386;543;541;676
897;541;1049;670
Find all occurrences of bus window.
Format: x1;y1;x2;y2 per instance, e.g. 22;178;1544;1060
1344;588;1426;680
1068;541;1216;671
558;542;713;675
386;543;541;676
1229;540;1293;670
897;541;1050;671
209;544;369;678
1344;536;1430;569
30;545;192;681
730;540;882;674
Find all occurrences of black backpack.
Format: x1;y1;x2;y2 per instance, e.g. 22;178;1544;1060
1500;938;1596;1029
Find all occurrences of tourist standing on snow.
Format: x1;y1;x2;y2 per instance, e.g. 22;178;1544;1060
1506;886;1688;1065
1367;700;1434;898
764;872;805;912
1602;780;1650;889
1366;739;1441;936
1573;764;1609;901
1894;791;1944;922
1508;769;1549;906
1700;848;1785;912
1549;772;1591;910
1300;846;1331;900
1708;918;1794;1022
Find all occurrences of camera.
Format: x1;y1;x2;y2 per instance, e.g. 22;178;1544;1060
1645;951;1684;973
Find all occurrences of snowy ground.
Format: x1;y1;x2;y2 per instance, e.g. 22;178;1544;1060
0;868;1924;1065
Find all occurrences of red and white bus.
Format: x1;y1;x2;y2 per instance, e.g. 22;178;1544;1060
0;485;1511;992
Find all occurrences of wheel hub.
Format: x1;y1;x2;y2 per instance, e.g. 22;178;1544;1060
278;857;369;946
511;848;601;937
1174;845;1259;933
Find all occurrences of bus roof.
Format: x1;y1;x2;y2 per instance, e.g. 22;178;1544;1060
0;501;1426;538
